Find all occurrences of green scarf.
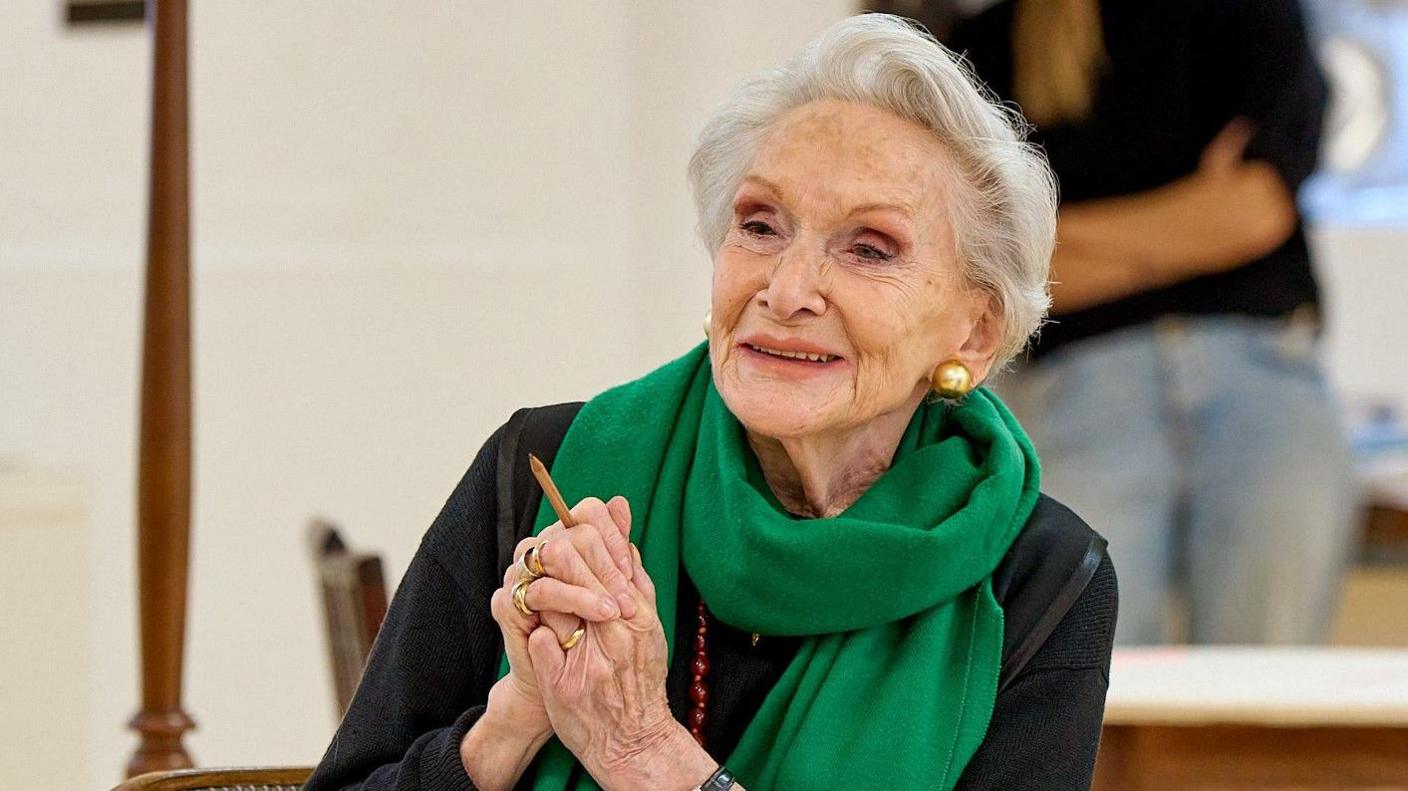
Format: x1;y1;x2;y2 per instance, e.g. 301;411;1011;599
498;344;1039;789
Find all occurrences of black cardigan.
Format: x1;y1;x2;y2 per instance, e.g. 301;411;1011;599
305;407;1117;790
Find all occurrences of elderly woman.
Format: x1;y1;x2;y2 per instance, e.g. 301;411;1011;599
306;14;1115;791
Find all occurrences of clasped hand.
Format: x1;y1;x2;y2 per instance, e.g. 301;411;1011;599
487;496;697;788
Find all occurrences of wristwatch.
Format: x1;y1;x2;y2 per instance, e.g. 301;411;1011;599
691;765;736;791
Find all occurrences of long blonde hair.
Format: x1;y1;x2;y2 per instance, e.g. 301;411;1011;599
1012;0;1108;126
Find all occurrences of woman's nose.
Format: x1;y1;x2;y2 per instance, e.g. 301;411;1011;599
757;246;827;320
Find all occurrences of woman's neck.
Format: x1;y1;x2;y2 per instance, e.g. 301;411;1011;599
747;389;927;518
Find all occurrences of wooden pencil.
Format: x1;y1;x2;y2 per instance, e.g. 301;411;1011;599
528;453;577;528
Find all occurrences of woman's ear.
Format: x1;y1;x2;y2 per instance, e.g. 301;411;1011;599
955;295;1002;384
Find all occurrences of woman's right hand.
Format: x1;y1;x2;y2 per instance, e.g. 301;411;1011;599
485;495;639;735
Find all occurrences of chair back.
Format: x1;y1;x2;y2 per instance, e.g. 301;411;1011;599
307;519;388;716
111;766;312;790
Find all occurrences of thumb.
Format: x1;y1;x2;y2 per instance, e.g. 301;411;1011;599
527;625;567;686
1200;117;1255;174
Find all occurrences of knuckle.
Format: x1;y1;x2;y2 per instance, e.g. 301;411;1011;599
522;578;549;608
596;561;623;586
547;581;582;613
539;537;563;567
598;524;624;547
575;497;612;523
560;545;601;586
574;522;602;543
547;539;578;571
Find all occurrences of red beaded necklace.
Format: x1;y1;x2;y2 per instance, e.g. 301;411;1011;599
688;601;760;746
687;601;712;746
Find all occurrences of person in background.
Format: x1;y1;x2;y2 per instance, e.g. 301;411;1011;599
905;0;1357;644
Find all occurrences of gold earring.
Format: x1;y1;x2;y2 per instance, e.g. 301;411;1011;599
703;311;711;340
931;360;974;399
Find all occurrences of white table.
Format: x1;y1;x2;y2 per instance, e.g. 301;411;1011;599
1095;647;1408;790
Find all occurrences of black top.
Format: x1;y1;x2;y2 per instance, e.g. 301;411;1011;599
939;0;1327;358
305;409;1117;790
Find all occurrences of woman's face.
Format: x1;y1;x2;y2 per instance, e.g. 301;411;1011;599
710;99;999;441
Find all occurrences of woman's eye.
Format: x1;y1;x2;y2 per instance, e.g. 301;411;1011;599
741;220;776;236
853;243;894;262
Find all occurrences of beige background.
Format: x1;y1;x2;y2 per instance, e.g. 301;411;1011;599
1;2;1404;790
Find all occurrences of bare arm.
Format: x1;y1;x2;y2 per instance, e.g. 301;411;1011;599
1050;120;1298;313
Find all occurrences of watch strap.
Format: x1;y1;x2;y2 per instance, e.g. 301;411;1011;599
694;765;736;791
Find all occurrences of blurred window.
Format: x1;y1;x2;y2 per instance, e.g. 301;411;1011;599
1304;0;1408;225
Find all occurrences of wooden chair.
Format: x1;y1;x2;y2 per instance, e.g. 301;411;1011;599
111;766;311;790
1361;500;1408;565
307;519;389;716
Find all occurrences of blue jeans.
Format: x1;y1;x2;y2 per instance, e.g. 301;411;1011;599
997;315;1359;645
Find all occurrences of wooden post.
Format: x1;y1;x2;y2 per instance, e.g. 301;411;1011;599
127;0;195;777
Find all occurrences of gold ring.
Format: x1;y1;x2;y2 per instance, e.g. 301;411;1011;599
560;622;586;651
511;578;536;617
524;541;547;578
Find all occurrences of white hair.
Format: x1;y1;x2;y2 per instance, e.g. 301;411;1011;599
688;13;1057;370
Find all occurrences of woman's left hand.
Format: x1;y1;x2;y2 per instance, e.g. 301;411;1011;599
525;503;719;790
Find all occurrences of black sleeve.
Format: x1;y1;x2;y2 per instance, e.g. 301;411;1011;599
954;555;1118;791
304;424;510;791
1224;0;1328;193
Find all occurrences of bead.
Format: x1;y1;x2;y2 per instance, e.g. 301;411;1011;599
691;598;713;747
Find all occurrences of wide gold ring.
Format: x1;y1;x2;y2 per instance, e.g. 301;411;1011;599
523;541;547;578
511;578;536;617
560;622;586;651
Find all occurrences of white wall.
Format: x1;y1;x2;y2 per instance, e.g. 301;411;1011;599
2;3;1405;790
0;2;852;789
1313;226;1408;405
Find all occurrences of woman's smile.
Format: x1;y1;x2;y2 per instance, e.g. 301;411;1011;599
736;333;847;380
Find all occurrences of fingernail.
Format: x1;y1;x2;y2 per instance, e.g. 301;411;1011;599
619;555;634;580
599;596;620;619
617;592;636;618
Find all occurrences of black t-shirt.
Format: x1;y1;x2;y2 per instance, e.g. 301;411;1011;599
939;0;1328;358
